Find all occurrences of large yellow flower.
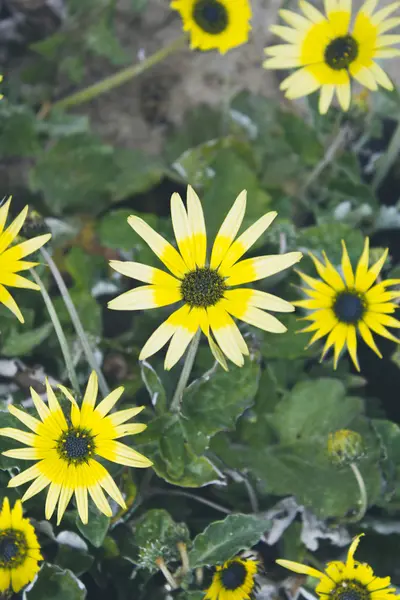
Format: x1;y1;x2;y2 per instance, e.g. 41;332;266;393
0;197;51;322
263;0;400;113
108;186;302;370
295;239;400;371
205;557;258;600
0;497;42;594
277;534;396;600
171;0;252;53
0;372;152;525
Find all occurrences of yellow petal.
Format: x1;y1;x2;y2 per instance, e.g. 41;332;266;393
109;260;180;287
210;190;247;270
276;559;323;579
186;185;207;268
171;192;196;270
225;252;302;286
128;215;188;278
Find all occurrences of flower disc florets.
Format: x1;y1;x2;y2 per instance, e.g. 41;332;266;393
333;292;365;324
57;427;95;464
192;0;229;34
0;530;27;568
180;267;226;308
324;35;359;70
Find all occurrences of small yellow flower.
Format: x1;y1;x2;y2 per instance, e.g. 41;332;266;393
294;239;400;371
0;497;42;594
108;186;302;370
0;372;152;525
171;0;252;54
205;557;258;600
263;0;400;113
0;197;51;322
277;534;396;600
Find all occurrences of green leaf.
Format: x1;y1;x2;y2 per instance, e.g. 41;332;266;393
189;514;270;568
1;323;52;356
260;314;316;360
55;544;94;577
135;509;190;549
76;507;110;547
111;149;165;201
25;564;86;600
86;17;128;65
181;357;260;454
29;133;118;215
297;222;365;264
141;361;167;414
136;414;222;487
201;148;271;242
278;111;323;166
0;103;40;157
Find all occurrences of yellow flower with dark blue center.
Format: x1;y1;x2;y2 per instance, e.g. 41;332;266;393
205;557;258;600
0;372;152;525
295;239;400;371
277;534;396;600
0;197;51;322
108;186;302;370
0;497;42;594
263;0;400;113
171;0;252;53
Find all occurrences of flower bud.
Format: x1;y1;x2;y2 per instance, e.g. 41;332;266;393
327;429;364;466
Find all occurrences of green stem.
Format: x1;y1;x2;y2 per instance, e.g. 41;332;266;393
52;34;188;110
40;247;110;398
348;462;368;523
170;330;201;413
30;268;80;395
372;119;400;191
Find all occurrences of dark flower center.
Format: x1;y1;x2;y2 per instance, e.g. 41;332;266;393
0;530;27;568
333;292;364;324
180;267;226;308
192;0;229;34
325;35;358;70
221;560;247;590
57;428;95;464
333;581;370;600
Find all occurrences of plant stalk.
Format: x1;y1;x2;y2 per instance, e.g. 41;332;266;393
30;268;80;395
170;329;201;412
348;462;368;523
51;34;188;111
372;118;400;191
40;247;110;397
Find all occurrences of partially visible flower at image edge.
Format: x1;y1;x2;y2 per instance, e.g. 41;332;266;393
171;0;252;53
205;557;259;600
0;74;3;100
0;497;42;593
0;371;152;525
0;196;52;322
295;239;400;371
108;185;302;370
263;0;400;113
276;534;396;600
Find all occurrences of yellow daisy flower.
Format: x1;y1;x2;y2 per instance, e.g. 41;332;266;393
0;497;42;594
108;186;302;370
294;239;400;371
0;196;51;322
0;372;152;525
263;0;400;113
205;557;258;600
277;534;396;600
171;0;252;54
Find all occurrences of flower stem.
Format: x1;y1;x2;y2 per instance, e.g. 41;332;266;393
40;247;110;398
30;268;80;395
51;34;188;111
170;329;201;413
155;557;178;590
348;462;368;523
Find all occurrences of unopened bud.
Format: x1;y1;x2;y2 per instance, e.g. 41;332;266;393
328;429;364;466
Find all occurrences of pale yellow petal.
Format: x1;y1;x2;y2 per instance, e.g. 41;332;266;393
210;190;247;270
186;185;207;268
